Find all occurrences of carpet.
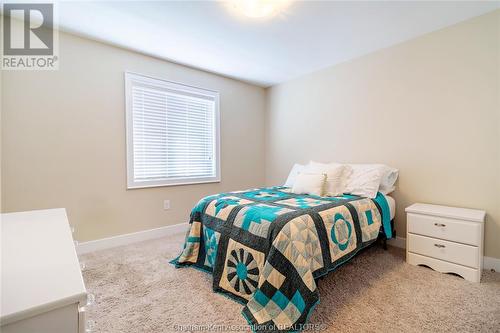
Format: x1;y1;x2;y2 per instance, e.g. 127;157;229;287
81;232;500;332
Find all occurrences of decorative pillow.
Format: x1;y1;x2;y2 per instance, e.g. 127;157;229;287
284;163;305;187
344;165;385;198
291;173;326;196
303;161;351;196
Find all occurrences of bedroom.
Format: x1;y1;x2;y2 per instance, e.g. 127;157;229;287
1;1;499;332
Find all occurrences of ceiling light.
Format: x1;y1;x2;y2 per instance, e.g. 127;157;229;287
231;0;288;18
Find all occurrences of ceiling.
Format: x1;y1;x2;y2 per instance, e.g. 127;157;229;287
55;1;499;87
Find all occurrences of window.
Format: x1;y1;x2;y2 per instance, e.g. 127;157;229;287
125;72;220;189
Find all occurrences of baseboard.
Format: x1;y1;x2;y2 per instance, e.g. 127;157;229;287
76;224;500;271
77;223;189;255
387;236;406;249
484;256;500;272
386;236;500;272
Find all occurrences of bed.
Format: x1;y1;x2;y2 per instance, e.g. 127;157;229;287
172;186;394;332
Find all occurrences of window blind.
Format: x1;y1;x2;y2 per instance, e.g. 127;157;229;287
126;73;220;188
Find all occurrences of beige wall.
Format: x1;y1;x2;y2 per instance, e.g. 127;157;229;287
1;32;266;242
0;67;2;213
265;11;500;258
2;11;499;259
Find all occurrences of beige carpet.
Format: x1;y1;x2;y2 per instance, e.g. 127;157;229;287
81;232;500;333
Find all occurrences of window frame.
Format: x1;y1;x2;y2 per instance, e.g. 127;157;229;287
125;71;221;189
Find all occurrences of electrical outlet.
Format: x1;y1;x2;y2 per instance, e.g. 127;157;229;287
163;200;170;210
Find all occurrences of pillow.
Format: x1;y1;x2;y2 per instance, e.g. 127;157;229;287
344;165;385;198
291;173;326;196
284;163;305;187
379;185;396;195
303;161;351;196
346;164;398;195
378;166;398;193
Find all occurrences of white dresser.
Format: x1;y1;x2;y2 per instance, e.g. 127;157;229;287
405;203;485;282
1;209;88;332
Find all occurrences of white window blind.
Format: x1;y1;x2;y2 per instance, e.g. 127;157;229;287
125;72;220;188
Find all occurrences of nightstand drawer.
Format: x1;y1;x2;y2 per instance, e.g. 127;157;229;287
407;213;481;246
407;233;479;268
407;253;481;283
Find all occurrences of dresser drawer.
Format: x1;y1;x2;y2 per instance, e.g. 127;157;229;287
407;253;481;282
407;233;479;268
2;304;79;333
407;213;481;246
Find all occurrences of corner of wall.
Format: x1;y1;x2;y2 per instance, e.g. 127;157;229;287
0;67;3;213
263;85;272;186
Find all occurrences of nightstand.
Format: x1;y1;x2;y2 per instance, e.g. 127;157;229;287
405;203;485;282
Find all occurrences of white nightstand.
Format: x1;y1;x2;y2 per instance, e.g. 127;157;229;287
405;203;485;282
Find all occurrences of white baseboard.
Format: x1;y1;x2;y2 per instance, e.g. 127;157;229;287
387;236;406;249
386;236;500;272
484;256;500;272
77;223;189;255
76;224;500;271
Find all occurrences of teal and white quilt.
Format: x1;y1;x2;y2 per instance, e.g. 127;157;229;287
172;186;392;332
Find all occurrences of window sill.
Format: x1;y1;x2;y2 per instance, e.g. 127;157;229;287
127;178;221;190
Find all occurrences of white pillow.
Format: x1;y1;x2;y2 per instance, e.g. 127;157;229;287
292;173;326;196
346;164;398;195
379;185;396;195
284;163;305;187
344;165;385;198
303;161;351;196
378;166;398;193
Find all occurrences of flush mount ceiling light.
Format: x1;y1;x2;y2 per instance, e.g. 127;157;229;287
230;0;289;18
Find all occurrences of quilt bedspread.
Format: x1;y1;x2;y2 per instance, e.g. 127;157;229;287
172;186;391;332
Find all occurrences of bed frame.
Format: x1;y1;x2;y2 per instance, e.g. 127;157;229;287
380;219;396;250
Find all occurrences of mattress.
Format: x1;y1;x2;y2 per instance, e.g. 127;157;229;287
385;194;396;220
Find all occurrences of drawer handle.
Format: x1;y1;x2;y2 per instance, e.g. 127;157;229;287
85;319;96;333
86;293;96;306
434;223;446;227
434;243;446;248
79;293;96;312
